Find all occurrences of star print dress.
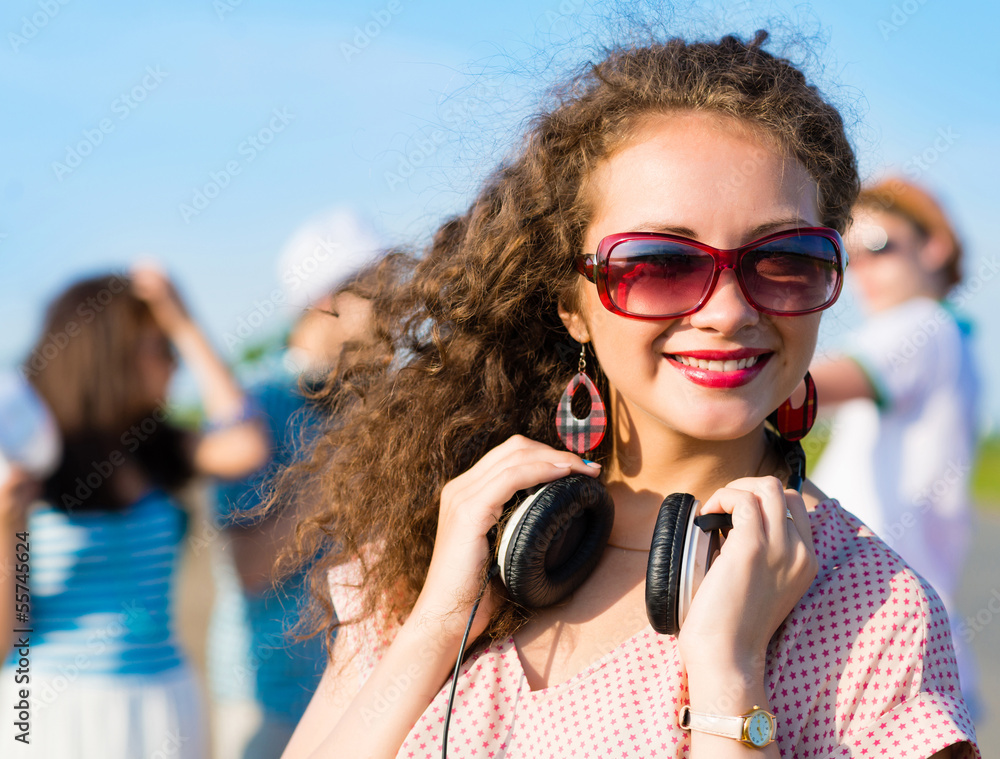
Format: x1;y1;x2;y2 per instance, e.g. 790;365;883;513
329;500;980;758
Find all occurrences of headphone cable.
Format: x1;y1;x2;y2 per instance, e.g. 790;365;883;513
441;564;499;759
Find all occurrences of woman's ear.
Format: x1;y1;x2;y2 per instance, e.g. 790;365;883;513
557;298;590;344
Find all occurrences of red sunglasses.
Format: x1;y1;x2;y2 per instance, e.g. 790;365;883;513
576;227;847;320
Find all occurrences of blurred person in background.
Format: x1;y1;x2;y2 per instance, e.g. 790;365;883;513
810;178;983;719
207;208;381;759
0;265;270;758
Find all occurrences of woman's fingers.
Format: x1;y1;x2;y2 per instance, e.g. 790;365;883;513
700;486;762;532
697;475;816;585
447;452;599;535
457;435;593;481
446;435;598;508
437;437;602;557
701;476;806;540
783;488;814;550
679;475;818;666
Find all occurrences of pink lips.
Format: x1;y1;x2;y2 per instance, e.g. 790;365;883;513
665;349;772;388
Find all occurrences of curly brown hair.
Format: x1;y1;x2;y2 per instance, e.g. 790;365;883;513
269;31;860;653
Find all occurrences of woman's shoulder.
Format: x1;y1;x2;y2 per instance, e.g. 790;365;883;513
327;553;401;684
29;489;186;549
34;487;180;518
803;497;948;622
807;497;900;563
772;498;979;756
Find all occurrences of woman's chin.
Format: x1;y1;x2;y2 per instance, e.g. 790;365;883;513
678;409;769;443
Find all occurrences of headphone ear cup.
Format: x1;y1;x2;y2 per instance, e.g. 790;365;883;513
645;492;697;636
499;474;614;609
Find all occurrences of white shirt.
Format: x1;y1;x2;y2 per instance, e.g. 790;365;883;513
812;297;980;606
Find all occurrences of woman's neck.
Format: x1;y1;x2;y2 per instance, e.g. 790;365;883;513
607;429;773;500
600;399;778;549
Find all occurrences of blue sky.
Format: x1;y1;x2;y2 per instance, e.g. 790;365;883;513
2;0;998;424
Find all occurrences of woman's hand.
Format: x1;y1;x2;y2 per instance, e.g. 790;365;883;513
284;437;603;759
677;475;818;682
411;435;601;646
130;263;192;337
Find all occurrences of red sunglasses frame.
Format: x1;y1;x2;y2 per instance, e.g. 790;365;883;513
575;226;848;320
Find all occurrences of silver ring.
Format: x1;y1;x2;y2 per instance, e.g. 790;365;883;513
785;508;795;521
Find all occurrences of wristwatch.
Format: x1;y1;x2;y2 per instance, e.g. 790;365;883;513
678;704;776;747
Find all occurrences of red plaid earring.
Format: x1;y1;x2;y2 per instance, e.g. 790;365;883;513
768;371;817;441
556;343;607;455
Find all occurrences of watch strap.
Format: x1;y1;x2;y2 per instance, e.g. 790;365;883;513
678;705;745;740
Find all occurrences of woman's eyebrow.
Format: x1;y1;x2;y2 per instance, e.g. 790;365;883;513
746;217;814;238
628;217;813;240
629;221;698;236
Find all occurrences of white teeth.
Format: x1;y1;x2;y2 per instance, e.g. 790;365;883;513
672;354;761;371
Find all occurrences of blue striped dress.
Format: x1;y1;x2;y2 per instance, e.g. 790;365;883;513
7;490;186;676
0;490;206;758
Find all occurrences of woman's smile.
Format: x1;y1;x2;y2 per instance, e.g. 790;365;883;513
665;349;772;388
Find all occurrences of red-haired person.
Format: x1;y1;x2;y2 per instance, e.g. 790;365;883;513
810;179;983;719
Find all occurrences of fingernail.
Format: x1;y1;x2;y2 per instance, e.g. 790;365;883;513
583;459;602;468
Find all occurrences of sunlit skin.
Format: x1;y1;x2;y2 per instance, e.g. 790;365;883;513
288;291;374;376
561;111;821;514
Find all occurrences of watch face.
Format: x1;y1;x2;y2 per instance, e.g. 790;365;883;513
747;712;772;747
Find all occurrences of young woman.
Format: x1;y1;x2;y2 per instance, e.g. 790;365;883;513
278;34;979;758
0;266;270;758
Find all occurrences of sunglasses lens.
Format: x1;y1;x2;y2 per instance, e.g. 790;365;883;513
601;233;842;317
740;235;841;313
607;240;714;316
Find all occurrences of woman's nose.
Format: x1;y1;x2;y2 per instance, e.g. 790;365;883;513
686;267;760;335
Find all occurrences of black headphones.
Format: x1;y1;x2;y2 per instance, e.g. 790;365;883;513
441;436;806;757
492;435;805;635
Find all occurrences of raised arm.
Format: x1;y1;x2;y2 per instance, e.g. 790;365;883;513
809;356;877;407
130;264;270;479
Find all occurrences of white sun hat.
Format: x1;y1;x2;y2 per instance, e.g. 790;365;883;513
278;207;384;311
